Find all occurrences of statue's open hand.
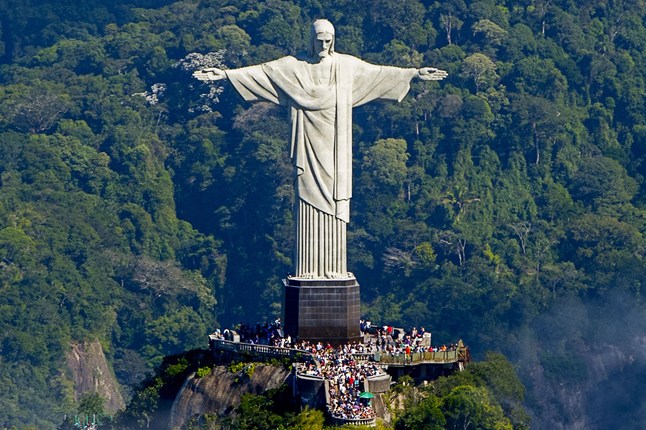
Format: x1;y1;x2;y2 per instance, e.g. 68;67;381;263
193;67;227;81
418;67;448;81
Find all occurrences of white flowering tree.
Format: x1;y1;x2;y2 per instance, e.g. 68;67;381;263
174;51;227;112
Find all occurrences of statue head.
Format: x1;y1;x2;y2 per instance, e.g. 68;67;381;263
309;19;335;60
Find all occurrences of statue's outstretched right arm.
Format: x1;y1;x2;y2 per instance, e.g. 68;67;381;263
195;63;283;105
417;67;448;81
193;67;228;81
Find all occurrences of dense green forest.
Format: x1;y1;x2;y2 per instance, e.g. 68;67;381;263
98;350;529;429
0;0;644;428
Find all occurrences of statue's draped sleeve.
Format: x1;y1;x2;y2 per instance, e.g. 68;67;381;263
334;56;418;220
346;58;418;107
225;64;285;105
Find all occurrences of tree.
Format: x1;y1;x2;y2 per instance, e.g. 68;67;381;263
442;185;481;224
460;53;498;92
569;156;637;209
289;407;325;430
361;138;409;189
443;385;513;430
440;12;464;46
217;25;252;53
233;393;285;430
505;57;568;101
364;0;426;44
396;393;446;430
472;19;508;46
77;392;105;417
2;84;70;133
528;0;554;36
509;94;564;165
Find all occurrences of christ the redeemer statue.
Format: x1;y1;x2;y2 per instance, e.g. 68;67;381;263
195;19;447;280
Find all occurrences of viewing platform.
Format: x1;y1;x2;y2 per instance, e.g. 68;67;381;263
208;335;469;368
376;342;470;367
208;332;469;427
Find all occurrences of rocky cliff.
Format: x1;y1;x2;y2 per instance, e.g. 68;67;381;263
169;364;291;429
65;339;125;414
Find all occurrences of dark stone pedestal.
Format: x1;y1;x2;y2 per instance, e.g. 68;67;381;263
283;276;361;344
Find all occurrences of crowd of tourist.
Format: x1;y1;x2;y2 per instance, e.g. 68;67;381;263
211;318;289;346
211;320;462;422
367;324;459;358
296;340;382;421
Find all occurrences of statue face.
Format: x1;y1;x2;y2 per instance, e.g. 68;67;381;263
314;32;334;58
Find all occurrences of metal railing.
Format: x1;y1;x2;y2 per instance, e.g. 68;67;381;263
375;349;459;365
330;416;377;427
209;336;469;367
209;336;309;361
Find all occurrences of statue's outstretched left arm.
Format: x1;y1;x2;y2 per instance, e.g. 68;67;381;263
193;67;228;81
417;67;448;81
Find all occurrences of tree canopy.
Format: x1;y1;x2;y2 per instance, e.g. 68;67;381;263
0;0;645;428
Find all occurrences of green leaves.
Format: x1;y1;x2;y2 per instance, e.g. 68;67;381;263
396;393;446;430
444;385;512;430
395;353;525;430
0;0;644;427
0;83;71;133
77;392;106;416
460;53;499;92
569;156;638;209
361;138;410;189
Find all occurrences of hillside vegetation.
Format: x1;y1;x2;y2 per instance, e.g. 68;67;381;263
0;0;644;428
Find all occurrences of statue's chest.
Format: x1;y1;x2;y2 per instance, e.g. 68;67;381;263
309;61;334;86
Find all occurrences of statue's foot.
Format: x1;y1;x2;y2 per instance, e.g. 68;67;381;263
325;271;348;279
294;272;351;279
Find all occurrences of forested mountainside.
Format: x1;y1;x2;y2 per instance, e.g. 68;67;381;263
102;350;528;430
0;0;644;428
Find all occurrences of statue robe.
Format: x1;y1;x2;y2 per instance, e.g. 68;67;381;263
226;54;417;278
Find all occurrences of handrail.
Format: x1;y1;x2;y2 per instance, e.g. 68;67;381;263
350;352;373;362
376;349;460;365
294;363;323;380
209;337;311;360
330;416;377;427
209;336;469;366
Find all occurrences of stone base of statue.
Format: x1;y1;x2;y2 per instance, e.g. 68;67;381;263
283;276;361;344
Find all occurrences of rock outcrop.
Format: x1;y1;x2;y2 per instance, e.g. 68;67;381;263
65;339;125;414
169;364;291;429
